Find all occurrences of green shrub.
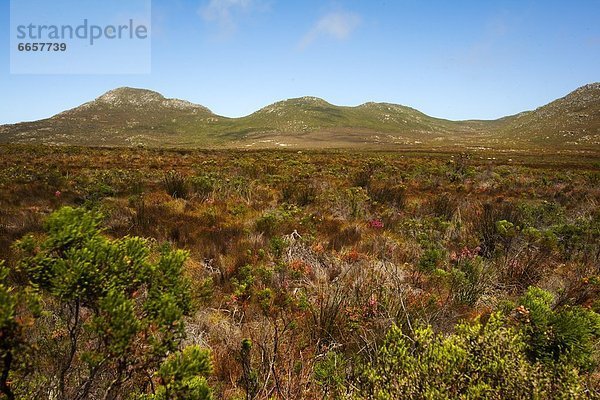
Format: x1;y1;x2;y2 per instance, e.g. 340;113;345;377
255;204;300;237
141;345;213;400
8;206;210;399
163;170;189;199
446;153;474;183
418;248;443;274
190;173;216;199
450;256;490;306
474;201;520;258
314;351;347;399
552;216;600;263
369;183;406;209
352;165;374;188
281;180;318;206
255;212;279;236
239;339;259;400
345;187;370;218
427;193;456;220
0;261;41;400
355;313;587;399
519;287;600;370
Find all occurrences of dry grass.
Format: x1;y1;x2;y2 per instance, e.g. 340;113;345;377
1;144;599;398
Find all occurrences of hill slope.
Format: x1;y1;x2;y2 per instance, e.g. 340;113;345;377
1;84;599;150
0;88;225;146
497;83;600;148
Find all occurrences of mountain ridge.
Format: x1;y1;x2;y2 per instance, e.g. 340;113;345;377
1;84;599;150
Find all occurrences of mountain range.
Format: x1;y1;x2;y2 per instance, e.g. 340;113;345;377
1;83;599;150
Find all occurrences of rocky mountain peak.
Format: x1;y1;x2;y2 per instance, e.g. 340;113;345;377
94;87;209;112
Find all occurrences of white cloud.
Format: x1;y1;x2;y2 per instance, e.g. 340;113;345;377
199;0;254;36
300;11;361;49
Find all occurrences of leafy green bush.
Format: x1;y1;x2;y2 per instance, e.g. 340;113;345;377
0;261;41;400
519;287;600;371
552;216;600;264
314;351;347;399
255;204;301;236
191;173;217;199
449;256;490;306
142;345;213;400
6;206;211;399
355;313;588;399
417;247;444;274
239;338;259;400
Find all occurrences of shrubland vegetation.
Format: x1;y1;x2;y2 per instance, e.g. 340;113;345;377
0;145;599;399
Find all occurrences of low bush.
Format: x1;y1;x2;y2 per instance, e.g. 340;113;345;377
163;170;189;199
2;207;212;399
354;313;591;399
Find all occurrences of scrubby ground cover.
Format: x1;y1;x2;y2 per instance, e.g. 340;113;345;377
0;145;599;399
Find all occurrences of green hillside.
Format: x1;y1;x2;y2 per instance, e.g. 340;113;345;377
496;83;600;148
1;84;599;151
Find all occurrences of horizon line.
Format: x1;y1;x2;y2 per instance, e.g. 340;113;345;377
3;81;598;126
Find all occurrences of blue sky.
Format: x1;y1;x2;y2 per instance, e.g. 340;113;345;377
1;0;599;124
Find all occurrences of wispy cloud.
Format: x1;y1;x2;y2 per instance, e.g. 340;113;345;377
199;0;260;36
300;11;361;49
